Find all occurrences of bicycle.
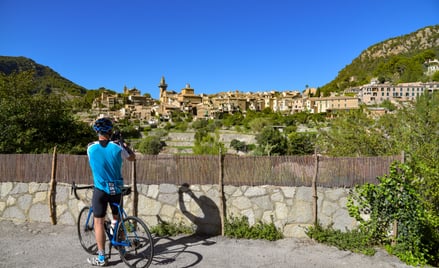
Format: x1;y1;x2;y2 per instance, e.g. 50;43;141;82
71;182;154;268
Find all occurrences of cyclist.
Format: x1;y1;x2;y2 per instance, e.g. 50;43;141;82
86;117;136;266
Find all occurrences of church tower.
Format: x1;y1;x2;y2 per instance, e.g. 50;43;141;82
158;76;168;115
158;76;168;99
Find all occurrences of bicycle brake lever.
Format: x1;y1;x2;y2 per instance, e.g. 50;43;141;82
71;182;81;200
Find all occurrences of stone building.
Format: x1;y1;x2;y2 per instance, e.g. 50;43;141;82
306;95;360;114
359;82;439;105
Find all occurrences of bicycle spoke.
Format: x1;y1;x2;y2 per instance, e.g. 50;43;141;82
77;206;97;254
117;216;154;268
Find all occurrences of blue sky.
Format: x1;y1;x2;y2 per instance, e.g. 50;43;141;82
1;0;438;99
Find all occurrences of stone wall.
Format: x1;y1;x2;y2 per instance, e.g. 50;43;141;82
0;182;357;238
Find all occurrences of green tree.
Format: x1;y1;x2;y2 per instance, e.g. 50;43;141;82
379;100;397;111
136;135;163;155
230;139;248;153
193;131;225;155
119;125;141;139
290;111;311;125
194;128;208;143
248;117;272;133
174;121;188;131
384;92;439;212
317;108;395;156
0;71;94;153
286;132;316;155
191;119;209;130
255;127;287;156
221;112;244;128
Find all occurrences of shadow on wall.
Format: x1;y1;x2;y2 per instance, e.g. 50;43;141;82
178;183;221;236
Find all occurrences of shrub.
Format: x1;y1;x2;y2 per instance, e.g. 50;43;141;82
150;220;193;237
347;162;439;266
224;215;283;241
306;163;439;267
306;224;376;256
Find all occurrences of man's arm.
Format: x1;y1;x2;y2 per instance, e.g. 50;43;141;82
118;141;136;161
123;143;136;161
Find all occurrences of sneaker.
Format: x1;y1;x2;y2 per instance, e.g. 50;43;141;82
87;255;107;266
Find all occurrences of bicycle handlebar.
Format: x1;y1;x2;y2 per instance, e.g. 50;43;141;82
71;181;132;200
71;182;93;200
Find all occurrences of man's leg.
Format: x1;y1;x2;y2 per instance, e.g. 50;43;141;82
94;216;106;252
88;189;108;266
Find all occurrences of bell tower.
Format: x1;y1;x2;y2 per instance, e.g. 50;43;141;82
158;76;168;115
158;76;168;99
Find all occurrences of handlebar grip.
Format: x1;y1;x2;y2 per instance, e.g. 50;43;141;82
71;181;93;200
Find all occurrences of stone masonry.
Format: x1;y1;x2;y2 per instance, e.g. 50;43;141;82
0;182;357;238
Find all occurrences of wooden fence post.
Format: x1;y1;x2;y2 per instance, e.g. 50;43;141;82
131;160;138;217
219;148;225;236
49;145;57;225
312;150;319;226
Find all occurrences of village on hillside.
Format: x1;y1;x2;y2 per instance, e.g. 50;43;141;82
90;60;439;123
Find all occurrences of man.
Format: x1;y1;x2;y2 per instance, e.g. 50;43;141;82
86;117;136;266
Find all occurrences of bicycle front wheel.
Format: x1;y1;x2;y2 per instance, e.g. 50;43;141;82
116;216;154;268
77;206;97;254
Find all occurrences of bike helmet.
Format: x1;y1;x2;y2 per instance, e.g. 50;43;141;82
93;117;113;134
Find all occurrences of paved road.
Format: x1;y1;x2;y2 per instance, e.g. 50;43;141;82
0;220;413;268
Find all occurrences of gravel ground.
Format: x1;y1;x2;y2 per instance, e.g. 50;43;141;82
0;220;413;268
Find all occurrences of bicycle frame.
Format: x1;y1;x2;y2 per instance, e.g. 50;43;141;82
81;198;133;249
107;202;130;248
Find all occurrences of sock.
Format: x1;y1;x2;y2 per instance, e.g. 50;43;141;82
97;250;105;261
111;220;117;235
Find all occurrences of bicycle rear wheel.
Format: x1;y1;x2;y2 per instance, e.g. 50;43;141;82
77;206;97;254
116;216;154;268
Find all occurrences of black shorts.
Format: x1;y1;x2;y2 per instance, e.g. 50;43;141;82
92;188;122;218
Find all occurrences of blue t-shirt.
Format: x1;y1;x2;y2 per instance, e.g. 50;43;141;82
87;140;130;195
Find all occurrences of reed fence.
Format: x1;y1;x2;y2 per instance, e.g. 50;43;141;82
0;154;402;187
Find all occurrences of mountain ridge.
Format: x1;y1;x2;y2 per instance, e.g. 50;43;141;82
0;56;87;96
320;25;439;94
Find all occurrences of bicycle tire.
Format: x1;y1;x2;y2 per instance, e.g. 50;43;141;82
77;206;98;254
116;216;154;268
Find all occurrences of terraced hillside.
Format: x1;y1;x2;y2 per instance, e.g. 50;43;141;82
161;130;256;154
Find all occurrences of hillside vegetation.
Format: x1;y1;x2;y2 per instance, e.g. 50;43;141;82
320;25;439;95
0;56;87;96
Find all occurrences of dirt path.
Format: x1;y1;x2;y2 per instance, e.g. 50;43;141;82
0;220;413;268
